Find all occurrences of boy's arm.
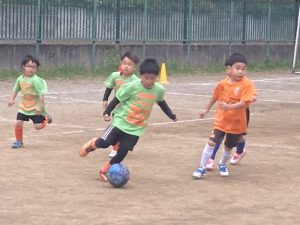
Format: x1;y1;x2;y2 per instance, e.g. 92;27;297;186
102;87;113;109
157;100;177;121
103;97;120;121
218;101;246;111
199;97;217;118
8;91;18;107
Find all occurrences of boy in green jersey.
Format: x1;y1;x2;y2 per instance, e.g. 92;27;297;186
80;59;177;182
8;55;52;149
102;51;139;158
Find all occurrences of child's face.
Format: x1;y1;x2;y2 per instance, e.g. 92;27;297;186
121;57;136;76
227;62;247;81
22;60;37;77
141;73;157;89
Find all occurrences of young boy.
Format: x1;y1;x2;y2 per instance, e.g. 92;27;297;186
192;53;256;178
102;51;140;158
205;85;257;170
80;58;177;182
8;54;52;149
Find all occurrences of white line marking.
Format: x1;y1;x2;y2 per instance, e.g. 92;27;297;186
257;89;300;94
48;89;105;95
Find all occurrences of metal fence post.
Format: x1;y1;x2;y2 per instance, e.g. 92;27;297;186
35;0;42;59
91;0;97;69
266;0;272;58
228;0;234;55
187;0;192;63
116;0;121;44
142;0;148;60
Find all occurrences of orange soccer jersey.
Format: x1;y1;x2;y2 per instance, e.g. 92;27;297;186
213;76;256;134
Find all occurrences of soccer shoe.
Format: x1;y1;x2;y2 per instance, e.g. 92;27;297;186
219;164;229;177
45;114;53;124
192;166;206;179
205;159;214;171
108;150;117;158
99;162;111;182
12;141;24;149
79;138;97;157
230;148;247;165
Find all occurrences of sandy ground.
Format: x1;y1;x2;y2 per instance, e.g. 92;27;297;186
0;73;299;225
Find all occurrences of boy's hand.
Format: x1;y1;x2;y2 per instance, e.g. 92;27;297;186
217;101;230;111
102;101;108;109
103;114;111;121
8;101;15;107
199;110;208;118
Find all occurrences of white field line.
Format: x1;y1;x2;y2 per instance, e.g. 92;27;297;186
257;89;300;94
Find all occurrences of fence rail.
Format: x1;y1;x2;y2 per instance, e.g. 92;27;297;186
0;0;299;42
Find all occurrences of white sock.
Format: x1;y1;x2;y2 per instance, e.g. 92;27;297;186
219;149;231;165
200;143;214;167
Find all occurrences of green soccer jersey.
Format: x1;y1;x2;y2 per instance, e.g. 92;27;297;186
113;79;165;136
104;72;139;93
13;74;48;116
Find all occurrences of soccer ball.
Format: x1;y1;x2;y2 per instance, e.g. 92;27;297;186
108;163;129;188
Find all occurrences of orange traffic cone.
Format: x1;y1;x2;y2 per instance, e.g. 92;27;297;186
159;63;169;84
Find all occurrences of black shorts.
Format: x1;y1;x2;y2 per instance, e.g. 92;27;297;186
17;112;46;124
209;129;242;149
101;125;139;151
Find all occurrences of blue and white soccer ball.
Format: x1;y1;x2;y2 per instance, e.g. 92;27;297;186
108;163;130;188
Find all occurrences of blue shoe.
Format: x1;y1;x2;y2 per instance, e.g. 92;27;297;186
12;141;24;149
192;166;206;179
219;164;229;176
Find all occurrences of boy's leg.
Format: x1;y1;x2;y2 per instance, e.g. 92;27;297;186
231;137;246;165
219;134;241;176
79;125;118;157
108;142;119;158
12;113;27;149
12;120;24;148
99;132;139;181
193;130;224;179
231;107;250;164
206;143;220;170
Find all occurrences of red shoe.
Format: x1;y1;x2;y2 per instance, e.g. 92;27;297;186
99;162;111;182
230;148;247;165
79;138;97;157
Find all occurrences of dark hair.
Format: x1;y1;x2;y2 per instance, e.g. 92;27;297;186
21;54;40;68
225;53;247;66
121;51;139;64
139;58;160;76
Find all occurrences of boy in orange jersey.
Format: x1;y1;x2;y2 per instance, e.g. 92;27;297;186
80;58;177;182
192;53;256;178
8;54;52;149
102;52;140;158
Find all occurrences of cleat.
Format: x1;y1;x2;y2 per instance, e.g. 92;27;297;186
12;141;24;149
219;164;229;177
205;158;214;171
79;138;97;157
99;162;111;182
108;150;117;158
230;148;246;165
192;166;206;179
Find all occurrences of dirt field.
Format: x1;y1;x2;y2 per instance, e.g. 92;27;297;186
0;73;299;225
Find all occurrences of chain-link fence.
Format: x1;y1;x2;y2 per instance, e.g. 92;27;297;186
0;0;298;42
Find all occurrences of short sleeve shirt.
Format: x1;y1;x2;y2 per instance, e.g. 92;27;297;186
213;76;256;134
113;79;165;136
104;72;139;93
13;74;48;116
